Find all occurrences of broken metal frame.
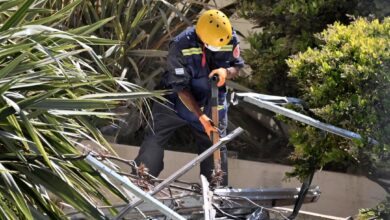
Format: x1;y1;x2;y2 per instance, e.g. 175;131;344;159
114;127;243;219
103;186;321;219
83;91;359;220
86;127;244;220
232;92;378;219
233;92;378;144
85;155;186;220
201;175;215;220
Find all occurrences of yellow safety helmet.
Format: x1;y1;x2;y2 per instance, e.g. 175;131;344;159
195;9;232;47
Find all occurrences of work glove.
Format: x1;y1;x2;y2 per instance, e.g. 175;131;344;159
199;114;218;138
209;68;228;87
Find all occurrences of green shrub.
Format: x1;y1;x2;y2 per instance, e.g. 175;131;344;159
239;0;388;96
359;196;390;219
286;18;390;193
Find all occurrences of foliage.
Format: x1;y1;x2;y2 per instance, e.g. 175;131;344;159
0;0;165;219
42;0;212;89
359;196;390;219
38;0;214;144
238;0;389;96
286;18;390;195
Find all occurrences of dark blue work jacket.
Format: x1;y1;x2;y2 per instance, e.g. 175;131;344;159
160;26;244;132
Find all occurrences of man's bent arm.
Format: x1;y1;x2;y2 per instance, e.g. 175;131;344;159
178;89;203;117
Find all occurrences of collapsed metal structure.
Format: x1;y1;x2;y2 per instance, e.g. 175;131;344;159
80;92;370;220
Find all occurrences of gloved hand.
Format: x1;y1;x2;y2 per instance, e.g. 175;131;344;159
209;68;228;87
199;114;218;138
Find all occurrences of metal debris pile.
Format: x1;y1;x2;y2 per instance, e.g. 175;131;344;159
79;148;319;220
68;92;372;219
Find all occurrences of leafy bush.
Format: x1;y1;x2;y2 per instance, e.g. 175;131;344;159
239;0;389;96
286;17;390;194
47;0;209;88
359;196;390;219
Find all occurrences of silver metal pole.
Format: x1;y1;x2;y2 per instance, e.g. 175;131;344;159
85;155;185;220
114;127;244;220
238;94;377;144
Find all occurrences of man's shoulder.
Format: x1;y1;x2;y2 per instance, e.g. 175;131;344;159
172;26;197;45
230;29;240;45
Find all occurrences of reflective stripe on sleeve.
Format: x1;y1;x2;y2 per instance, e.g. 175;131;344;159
182;48;202;56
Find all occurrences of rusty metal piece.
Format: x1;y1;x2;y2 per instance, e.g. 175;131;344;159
135;163;153;191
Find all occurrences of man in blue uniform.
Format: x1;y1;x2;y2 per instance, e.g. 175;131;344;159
134;9;244;185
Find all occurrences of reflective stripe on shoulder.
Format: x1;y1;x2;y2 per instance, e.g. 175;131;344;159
182;48;202;56
219;44;233;52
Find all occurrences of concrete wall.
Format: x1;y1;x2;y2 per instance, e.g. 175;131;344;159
83;142;386;218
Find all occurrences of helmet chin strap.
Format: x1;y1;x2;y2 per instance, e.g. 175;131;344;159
205;43;221;52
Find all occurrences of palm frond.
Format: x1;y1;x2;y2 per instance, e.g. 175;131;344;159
0;0;170;218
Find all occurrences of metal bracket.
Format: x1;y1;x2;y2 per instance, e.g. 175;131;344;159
201;175;216;220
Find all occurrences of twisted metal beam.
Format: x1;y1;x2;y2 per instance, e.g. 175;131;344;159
114;127;244;220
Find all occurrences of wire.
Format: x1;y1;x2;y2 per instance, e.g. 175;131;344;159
212;204;244;220
216;194;290;220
